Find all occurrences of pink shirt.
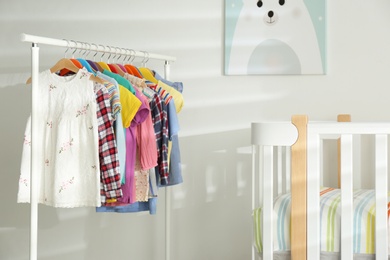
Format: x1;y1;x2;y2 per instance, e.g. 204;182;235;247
136;92;158;170
118;89;149;204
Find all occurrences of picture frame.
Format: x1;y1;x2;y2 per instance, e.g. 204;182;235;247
224;0;326;75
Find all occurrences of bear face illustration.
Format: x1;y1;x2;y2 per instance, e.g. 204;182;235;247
227;0;324;75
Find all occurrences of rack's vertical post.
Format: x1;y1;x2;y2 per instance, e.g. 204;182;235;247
165;184;171;260
30;43;39;260
164;60;171;260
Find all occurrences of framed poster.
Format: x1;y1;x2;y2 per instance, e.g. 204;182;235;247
224;0;326;75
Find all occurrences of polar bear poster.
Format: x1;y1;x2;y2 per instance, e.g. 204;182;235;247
225;0;326;75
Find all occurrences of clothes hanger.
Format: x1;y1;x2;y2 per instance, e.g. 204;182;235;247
85;43;103;72
27;41;104;84
95;63;104;72
111;47;127;76
107;64;118;73
139;68;158;84
26;58;104;84
55;55;104;84
59;40;83;76
124;50;144;78
116;49;129;74
65;58;104;84
139;52;158;84
138;52;159;83
97;45;112;72
81;43;99;72
70;59;83;68
105;48;118;73
76;42;95;73
87;60;99;72
123;49;135;76
60;42;96;76
51;58;80;74
107;46;127;76
75;42;104;83
88;44;104;72
125;63;143;78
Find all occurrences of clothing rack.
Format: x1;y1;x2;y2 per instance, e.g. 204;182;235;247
20;33;176;260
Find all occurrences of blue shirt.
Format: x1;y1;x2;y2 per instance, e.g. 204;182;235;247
153;70;183;93
96;198;157;215
158;101;183;186
77;58;94;73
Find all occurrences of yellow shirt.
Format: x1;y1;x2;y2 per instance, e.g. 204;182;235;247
119;85;141;128
157;80;184;113
139;67;158;84
97;62;112;72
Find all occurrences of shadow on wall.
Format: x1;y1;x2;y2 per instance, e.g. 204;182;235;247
177;128;252;207
170;128;253;260
0;83;63;259
0;84;31;228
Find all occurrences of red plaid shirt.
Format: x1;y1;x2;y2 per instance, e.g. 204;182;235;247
95;83;122;203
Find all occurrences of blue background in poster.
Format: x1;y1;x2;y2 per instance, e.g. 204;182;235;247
224;0;326;74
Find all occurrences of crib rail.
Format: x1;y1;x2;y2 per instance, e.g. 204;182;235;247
252;119;390;260
307;122;390;260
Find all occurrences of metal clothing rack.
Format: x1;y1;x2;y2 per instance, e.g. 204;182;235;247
20;33;176;260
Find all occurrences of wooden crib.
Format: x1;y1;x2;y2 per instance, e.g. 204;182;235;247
251;115;390;260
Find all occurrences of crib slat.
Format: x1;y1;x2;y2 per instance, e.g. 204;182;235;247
340;134;353;260
291;115;308;260
258;145;263;259
320;139;324;187
285;148;291;193
263;146;273;260
353;135;361;189
251;145;256;260
252;145;257;212
375;134;388;259
258;146;263;210
307;127;321;260
278;147;283;195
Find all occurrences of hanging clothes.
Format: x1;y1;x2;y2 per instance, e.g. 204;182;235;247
118;88;150;204
102;70;141;128
124;73;158;170
150;80;184;113
148;91;170;185
96;71;127;184
19;59;185;211
94;82;122;204
165;101;183;186
148;73;184;187
133;88;155;202
18;69;102;207
153;70;184;93
18;68;124;208
19;35;184;223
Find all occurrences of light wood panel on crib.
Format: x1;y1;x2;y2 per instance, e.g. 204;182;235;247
337;114;351;188
291;115;308;260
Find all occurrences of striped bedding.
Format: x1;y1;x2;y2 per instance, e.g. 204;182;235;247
253;187;390;256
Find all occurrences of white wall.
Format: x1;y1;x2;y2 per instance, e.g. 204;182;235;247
0;0;390;259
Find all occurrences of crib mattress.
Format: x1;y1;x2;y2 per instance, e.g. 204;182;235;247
257;251;389;260
253;187;390;257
